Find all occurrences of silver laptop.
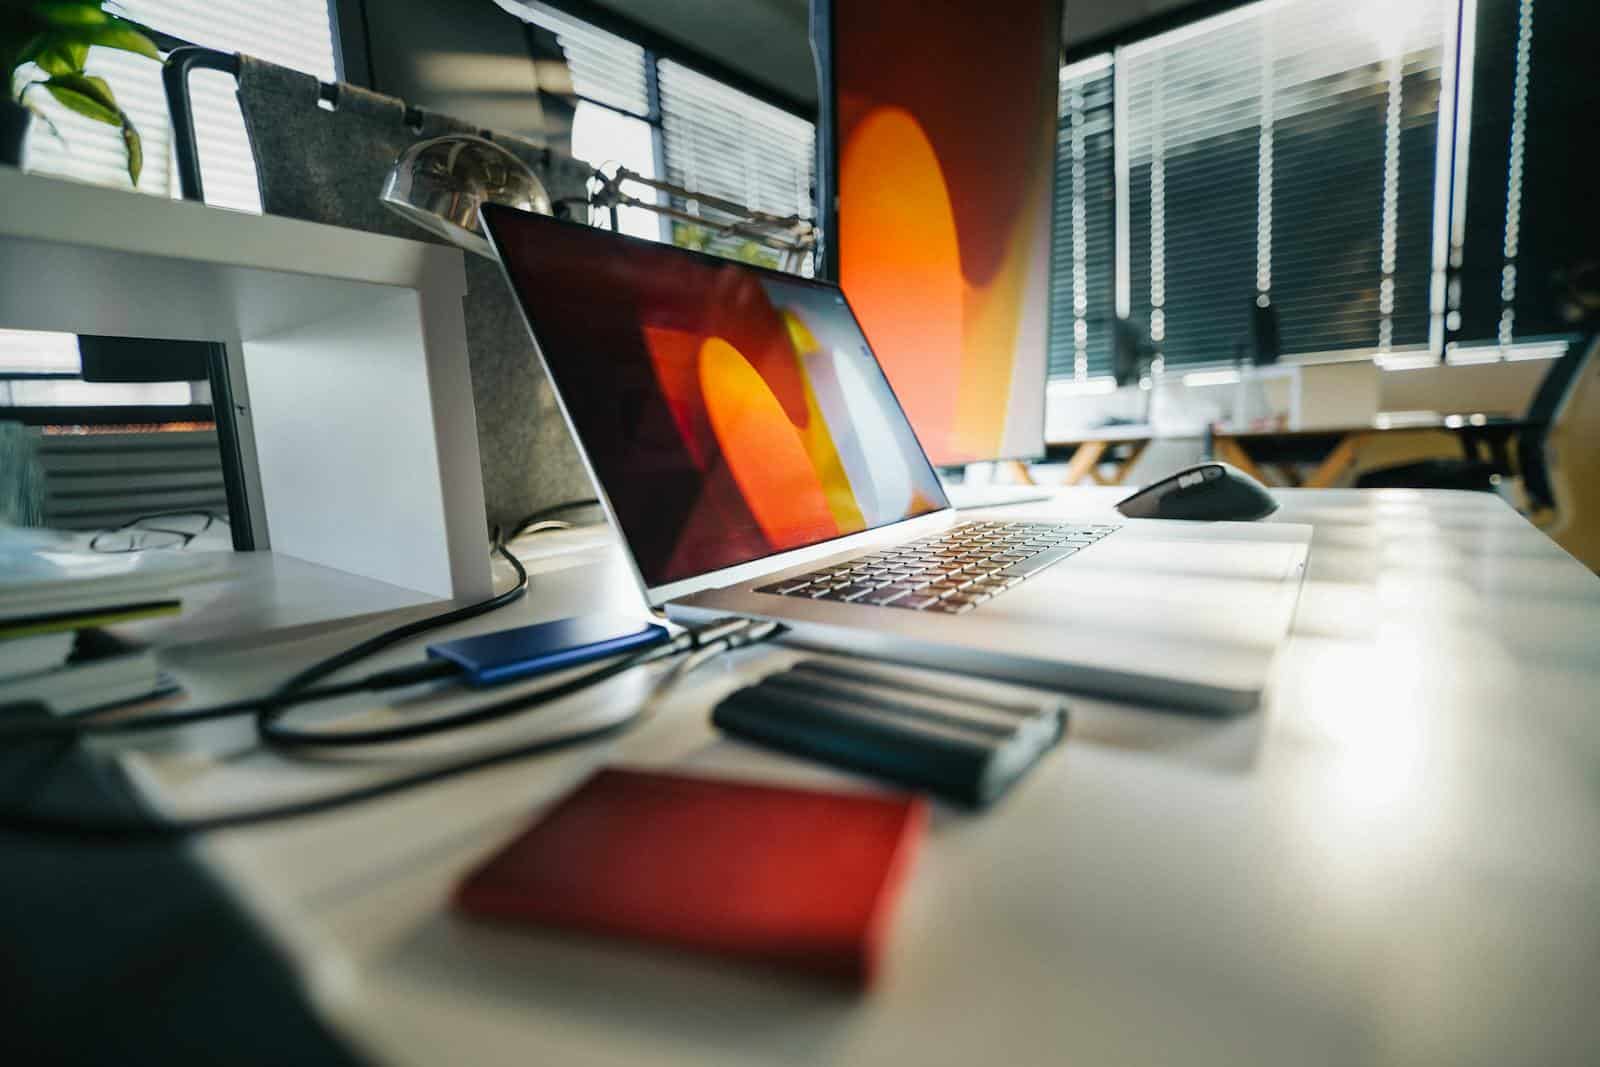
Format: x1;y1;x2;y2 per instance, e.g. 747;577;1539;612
481;205;1310;715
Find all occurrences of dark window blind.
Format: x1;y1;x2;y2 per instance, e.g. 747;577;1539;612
1453;0;1597;346
1116;0;1453;369
1049;58;1116;380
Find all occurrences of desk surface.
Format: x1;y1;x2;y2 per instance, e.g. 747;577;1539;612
120;488;1600;1067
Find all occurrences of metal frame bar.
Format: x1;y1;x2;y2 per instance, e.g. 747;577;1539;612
162;46;242;204
811;0;838;280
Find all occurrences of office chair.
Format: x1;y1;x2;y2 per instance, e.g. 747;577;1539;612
1536;336;1600;568
1355;334;1595;494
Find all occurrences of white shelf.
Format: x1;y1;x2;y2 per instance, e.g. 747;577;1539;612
0;166;491;604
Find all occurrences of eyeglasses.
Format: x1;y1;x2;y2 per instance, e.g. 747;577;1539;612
90;511;229;553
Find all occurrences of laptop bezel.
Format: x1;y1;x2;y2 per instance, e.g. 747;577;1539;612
477;203;957;611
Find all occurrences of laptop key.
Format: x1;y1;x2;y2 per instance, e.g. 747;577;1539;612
925;600;976;614
861;584;915;605
823;581;882;601
893;594;942;610
995;544;1079;579
755;577;814;595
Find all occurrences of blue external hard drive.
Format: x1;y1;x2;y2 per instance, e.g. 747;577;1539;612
427;614;670;687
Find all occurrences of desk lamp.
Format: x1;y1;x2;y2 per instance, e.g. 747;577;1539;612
380;134;552;256
586;165;816;273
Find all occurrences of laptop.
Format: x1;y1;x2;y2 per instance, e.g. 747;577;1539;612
480;205;1310;715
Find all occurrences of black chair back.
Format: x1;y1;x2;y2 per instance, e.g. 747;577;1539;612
1520;334;1596;511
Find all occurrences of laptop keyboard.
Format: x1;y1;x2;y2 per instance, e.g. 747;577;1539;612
754;520;1119;615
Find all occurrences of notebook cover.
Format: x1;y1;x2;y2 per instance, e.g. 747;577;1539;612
453;767;927;986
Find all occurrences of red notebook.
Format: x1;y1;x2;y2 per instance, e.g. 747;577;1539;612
453;767;927;986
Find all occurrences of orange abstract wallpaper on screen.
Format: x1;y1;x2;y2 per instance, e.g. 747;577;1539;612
485;204;948;588
832;0;1060;464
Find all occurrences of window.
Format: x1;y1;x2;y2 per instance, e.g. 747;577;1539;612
1450;0;1593;352
1050;0;1463;379
657;60;815;271
0;331;193;408
520;4;661;240
514;2;816;271
1050;57;1116;380
17;0;337;211
1128;0;1451;367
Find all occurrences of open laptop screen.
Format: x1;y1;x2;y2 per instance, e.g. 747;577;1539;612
482;205;949;589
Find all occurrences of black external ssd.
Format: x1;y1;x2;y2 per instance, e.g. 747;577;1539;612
711;659;1066;807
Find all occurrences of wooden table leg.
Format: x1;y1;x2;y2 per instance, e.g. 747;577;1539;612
1304;432;1366;489
1213;436;1274;486
1002;459;1037;486
1059;440;1109;486
1091;439;1150;486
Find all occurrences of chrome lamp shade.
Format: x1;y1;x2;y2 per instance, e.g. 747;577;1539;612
380;134;551;256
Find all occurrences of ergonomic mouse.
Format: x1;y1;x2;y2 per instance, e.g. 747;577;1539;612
1114;462;1278;521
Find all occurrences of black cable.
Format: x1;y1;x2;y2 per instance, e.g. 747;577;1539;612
253;616;759;749
0;660;460;742
0;619;782;840
269;544;528;697
258;631;670;748
0;545;528;745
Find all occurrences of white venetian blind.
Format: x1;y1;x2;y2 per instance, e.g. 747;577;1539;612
1049;56;1117;380
1118;0;1454;367
4;2;337;382
517;1;650;117
658;60;814;225
17;0;336;212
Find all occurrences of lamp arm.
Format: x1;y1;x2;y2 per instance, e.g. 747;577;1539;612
588;164;815;257
608;167;809;231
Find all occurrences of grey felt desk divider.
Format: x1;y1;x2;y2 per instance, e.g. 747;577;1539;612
233;55;597;531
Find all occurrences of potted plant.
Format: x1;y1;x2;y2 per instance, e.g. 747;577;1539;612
1;0;159;182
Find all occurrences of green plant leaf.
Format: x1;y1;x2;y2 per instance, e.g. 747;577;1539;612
42;71;118;125
83;18;158;60
121;112;140;184
33;3;113;29
32;35;89;75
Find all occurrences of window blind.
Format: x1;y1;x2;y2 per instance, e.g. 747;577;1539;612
1115;0;1454;370
516;2;650;118
1049;57;1116;380
511;5;815;270
657;60;815;268
1452;0;1594;348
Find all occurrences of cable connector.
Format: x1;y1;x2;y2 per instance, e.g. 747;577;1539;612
703;618;784;651
686;616;765;648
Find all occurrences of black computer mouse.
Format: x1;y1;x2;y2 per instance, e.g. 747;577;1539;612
1114;462;1278;521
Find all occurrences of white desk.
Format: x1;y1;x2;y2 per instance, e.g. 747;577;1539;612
119;488;1600;1066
